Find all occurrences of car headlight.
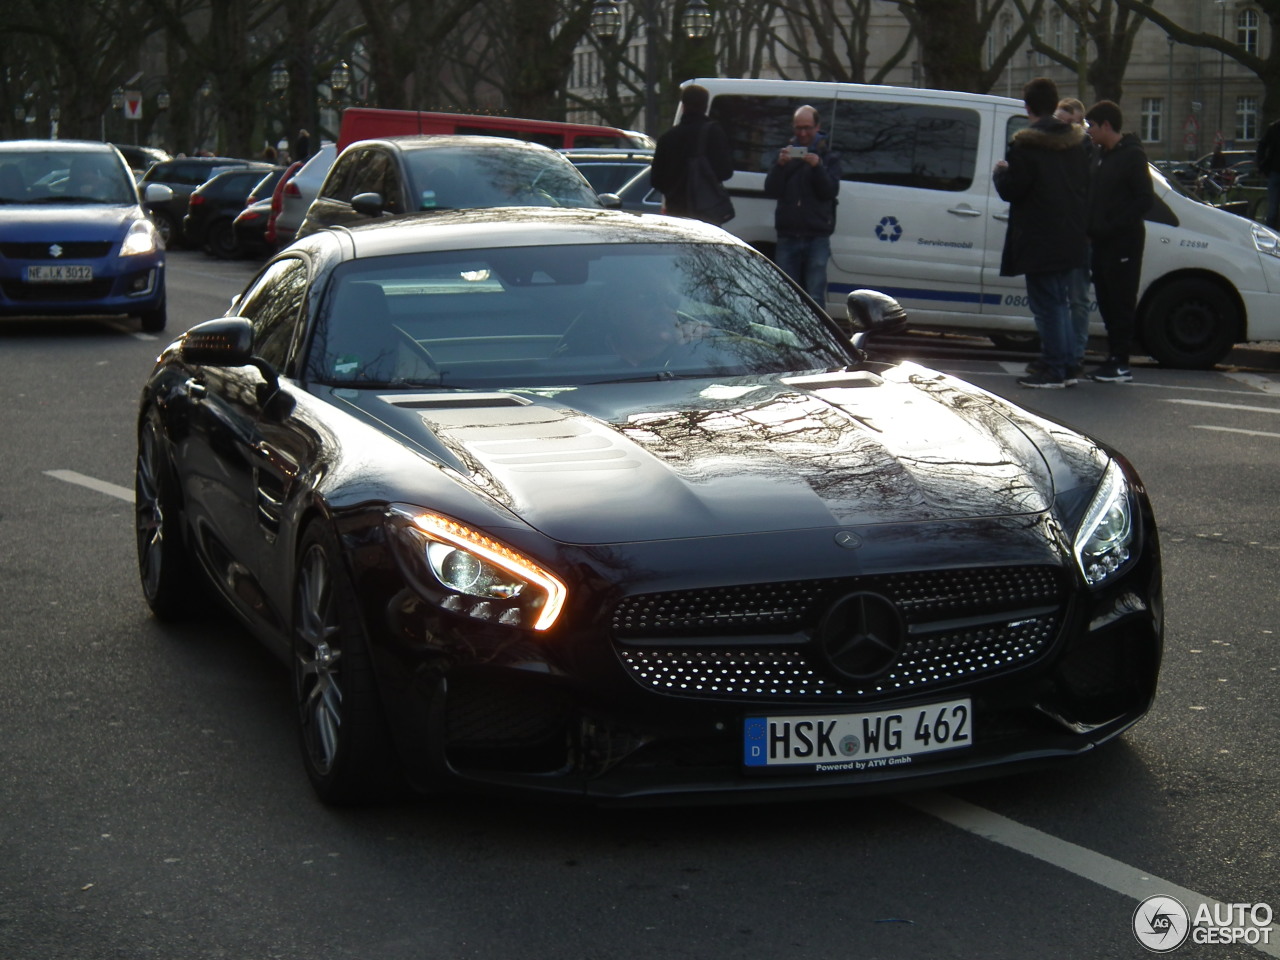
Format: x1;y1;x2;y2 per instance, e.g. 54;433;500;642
1073;460;1136;586
1251;222;1280;259
405;511;566;631
121;218;160;257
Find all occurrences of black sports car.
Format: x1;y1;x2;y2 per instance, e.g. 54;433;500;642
136;208;1162;805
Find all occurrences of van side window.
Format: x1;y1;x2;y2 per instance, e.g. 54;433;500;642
710;95;838;174
830;100;980;191
1005;115;1030;144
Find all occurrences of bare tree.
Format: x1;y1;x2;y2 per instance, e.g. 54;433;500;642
766;0;914;83
1013;0;1147;103
1112;0;1280;124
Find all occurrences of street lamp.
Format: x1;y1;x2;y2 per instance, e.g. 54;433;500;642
329;60;351;103
156;90;171;111
269;60;289;95
111;87;125;111
590;0;714;135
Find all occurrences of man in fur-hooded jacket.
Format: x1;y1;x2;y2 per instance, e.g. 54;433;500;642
993;77;1091;389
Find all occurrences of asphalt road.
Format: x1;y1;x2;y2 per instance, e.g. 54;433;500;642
1;250;1277;960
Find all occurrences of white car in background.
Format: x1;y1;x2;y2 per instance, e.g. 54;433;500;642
273;142;335;247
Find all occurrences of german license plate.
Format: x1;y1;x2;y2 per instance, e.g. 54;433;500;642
26;264;93;283
744;698;972;770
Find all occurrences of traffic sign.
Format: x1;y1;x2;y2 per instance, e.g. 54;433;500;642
124;90;143;120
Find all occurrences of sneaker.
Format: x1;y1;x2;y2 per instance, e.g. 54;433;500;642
1065;364;1085;386
1017;371;1066;389
1024;359;1049;375
1091;361;1132;382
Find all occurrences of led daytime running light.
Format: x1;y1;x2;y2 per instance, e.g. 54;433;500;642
411;513;566;630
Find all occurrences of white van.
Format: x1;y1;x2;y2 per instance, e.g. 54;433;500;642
689;77;1280;368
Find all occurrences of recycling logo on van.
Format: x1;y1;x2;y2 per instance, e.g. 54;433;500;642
875;216;903;242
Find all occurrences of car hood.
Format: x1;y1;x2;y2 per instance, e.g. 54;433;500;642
335;364;1080;546
0;203;143;241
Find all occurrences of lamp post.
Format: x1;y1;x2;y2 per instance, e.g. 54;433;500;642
590;0;713;135
1216;0;1227;148
1167;34;1175;163
49;104;59;140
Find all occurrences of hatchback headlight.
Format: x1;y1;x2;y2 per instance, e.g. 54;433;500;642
121;218;160;257
1073;460;1136;586
404;511;566;630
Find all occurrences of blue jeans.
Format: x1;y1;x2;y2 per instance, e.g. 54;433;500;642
1025;270;1073;380
1066;264;1091;365
776;234;831;306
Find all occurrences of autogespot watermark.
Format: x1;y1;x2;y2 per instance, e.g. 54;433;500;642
1133;895;1275;952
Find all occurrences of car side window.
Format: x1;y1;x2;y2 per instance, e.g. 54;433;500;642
320;153;359;203
235;258;310;370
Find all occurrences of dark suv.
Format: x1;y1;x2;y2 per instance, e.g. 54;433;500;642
140;157;268;247
295;136;602;239
183;166;284;258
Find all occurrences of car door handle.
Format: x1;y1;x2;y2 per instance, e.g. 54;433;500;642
184;378;207;400
992;212;1010;222
947;205;982;217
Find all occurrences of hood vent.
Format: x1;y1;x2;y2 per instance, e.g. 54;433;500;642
379;392;531;410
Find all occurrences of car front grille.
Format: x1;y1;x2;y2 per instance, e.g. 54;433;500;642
612;566;1065;702
0;242;114;260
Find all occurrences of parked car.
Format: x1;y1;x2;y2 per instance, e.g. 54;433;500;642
136;207;1162;805
183;166;284;258
235;161;301;259
273;144;336;248
294;135;603;239
139;156;268;248
0;140;168;331
112;143;171;179
561;148;654;194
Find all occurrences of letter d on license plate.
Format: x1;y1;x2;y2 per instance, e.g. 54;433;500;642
743;699;972;769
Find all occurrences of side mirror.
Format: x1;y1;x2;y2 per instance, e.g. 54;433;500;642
844;289;908;337
143;182;174;205
181;316;283;404
350;191;385;217
597;192;623;209
180;317;254;366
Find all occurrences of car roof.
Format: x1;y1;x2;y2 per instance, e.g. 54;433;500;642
343;134;563;155
301;207;745;261
0;139;121;155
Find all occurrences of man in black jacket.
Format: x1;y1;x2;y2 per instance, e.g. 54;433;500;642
650;84;733;221
993;77;1090;389
763;105;842;305
1084;100;1154;383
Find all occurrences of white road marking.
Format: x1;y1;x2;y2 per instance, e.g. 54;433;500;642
1193;425;1280;438
1225;372;1280;394
1165;398;1280;414
45;466;1280;952
44;469;133;502
906;792;1280;956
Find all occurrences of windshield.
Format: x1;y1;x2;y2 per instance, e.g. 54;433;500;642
404;147;601;211
0;149;136;205
307;242;852;389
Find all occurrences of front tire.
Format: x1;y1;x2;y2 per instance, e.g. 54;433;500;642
137;300;167;333
293;523;400;805
135;409;203;620
1139;278;1238;369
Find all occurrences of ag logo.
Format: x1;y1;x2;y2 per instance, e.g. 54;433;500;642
1133;895;1190;953
875;216;902;242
